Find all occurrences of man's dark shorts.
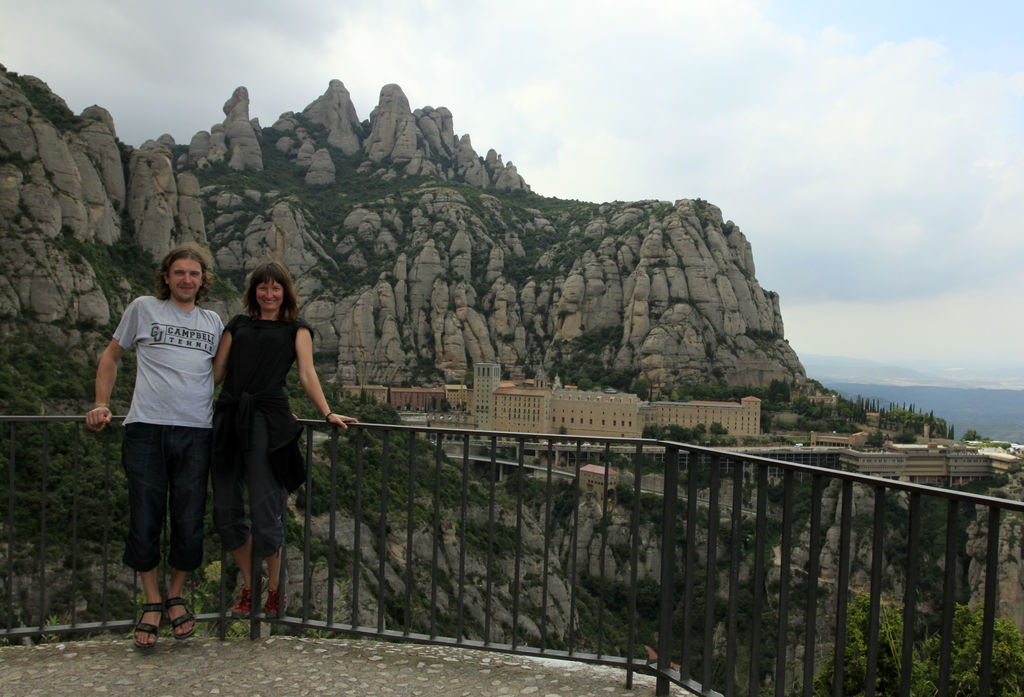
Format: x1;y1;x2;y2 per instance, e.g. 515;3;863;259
122;423;211;572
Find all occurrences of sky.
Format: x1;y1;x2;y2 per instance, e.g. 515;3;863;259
3;0;1023;374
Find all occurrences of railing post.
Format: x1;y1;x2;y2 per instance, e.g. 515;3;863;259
405;433;418;634
457;433;469;643
703;454;720;690
682;450;697;680
71;424;80;628
900;492;921;697
626;441;644;689
980;505;1001;697
430;433;442;639
300;426;316;624
567;436;582;655
833;480;853;697
596;442;611;658
101;425;113;625
483;435;498;645
6;423;15;633
726;457;744;696
748;463;769;694
802;474;824;696
775;470;794;697
656;445;680;697
326;425;339;626
377;430;390;633
511;437;527;650
38;423;48;633
539;438;557;652
865;485;885;697
938;498;958;697
351;428;364;629
249;539;261;640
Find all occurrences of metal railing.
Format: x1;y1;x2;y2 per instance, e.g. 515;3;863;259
3;415;1023;697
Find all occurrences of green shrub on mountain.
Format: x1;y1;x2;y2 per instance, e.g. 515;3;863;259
814;595;1024;697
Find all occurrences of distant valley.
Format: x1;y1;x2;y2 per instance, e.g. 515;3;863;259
803;355;1024;443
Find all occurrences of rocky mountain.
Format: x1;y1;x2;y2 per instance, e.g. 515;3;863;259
0;64;805;394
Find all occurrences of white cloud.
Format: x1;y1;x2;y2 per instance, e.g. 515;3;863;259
782;271;1024;364
2;0;1022;365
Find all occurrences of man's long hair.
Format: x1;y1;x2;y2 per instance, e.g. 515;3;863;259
155;243;213;303
244;261;299;322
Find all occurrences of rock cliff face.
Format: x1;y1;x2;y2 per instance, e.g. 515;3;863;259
0;70;123;332
0;64;804;391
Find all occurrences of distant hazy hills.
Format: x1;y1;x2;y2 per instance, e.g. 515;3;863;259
803;355;1024;443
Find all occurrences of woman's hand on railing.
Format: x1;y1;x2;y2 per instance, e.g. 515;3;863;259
326;413;358;430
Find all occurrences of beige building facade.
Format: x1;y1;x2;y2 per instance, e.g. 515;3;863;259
549;389;642;438
444;384;470;412
640;397;761;437
579;464;619;497
473;363;502;430
490;386;642;438
811;431;869;448
839;443;1012;485
344;364;760;441
492;386;551;433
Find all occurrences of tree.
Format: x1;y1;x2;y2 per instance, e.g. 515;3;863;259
631;377;651;401
767;379;791;405
813;595;902;697
642;424;664;439
928;604;1024;696
665;424;692;442
963;429;981;441
814;596;1024;697
866;430;885;447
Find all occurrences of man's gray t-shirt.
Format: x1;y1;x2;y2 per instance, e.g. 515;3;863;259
113;296;224;428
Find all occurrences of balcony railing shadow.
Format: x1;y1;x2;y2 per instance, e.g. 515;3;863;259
3;415;1024;697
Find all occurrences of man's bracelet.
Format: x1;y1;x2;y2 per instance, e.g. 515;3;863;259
324;412;334;423
94;403;110;410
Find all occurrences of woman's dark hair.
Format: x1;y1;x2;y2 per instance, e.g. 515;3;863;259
155;243;213;303
244;261;299;321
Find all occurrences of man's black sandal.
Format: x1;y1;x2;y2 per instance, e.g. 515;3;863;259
133;602;163;649
164;597;196;640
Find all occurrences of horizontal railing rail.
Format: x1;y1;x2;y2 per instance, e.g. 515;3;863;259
3;415;1023;697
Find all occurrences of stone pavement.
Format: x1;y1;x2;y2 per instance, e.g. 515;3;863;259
0;634;684;697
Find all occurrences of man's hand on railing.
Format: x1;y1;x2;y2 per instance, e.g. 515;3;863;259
85;404;112;432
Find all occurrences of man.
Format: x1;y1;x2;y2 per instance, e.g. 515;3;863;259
85;243;223;649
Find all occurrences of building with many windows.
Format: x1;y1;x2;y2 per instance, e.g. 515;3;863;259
839;443;1014;486
389;387;444;411
343;364;760;440
444;384;470;412
549;389;642;438
472;363;502;430
810;431;869;448
580;464;619;497
492;386;551;433
640;397;761;437
489;385;642;437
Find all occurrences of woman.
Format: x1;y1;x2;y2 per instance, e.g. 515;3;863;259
212;261;357;617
